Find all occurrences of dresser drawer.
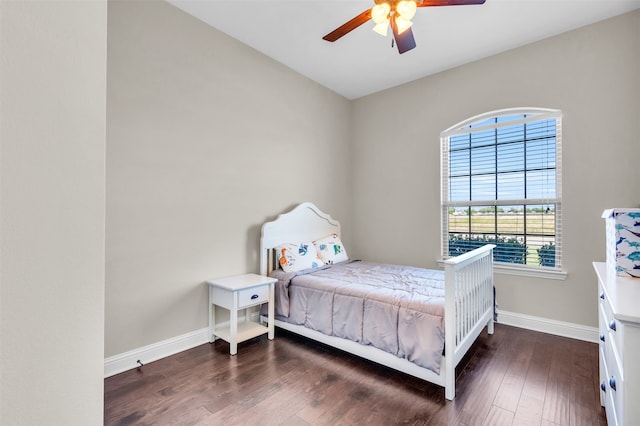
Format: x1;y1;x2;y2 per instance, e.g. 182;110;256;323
599;346;607;407
601;350;620;426
604;379;620;426
601;309;625;388
603;344;624;426
238;285;269;308
600;290;625;362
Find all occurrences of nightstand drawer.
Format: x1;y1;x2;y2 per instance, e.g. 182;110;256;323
238;285;269;308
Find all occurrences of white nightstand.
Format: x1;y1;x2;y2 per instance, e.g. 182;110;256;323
207;273;276;355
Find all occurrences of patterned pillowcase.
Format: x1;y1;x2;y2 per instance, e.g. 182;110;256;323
276;242;325;272
314;234;349;265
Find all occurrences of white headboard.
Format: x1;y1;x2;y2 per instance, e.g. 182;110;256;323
260;202;341;276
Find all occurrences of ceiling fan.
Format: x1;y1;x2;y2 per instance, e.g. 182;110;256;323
322;0;486;54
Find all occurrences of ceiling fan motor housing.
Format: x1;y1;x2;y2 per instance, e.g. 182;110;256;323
374;0;419;6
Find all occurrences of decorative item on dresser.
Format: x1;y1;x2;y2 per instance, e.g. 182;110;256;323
260;201;496;400
602;208;640;278
594;262;640;426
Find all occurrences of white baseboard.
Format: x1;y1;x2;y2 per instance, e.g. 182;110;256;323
104;327;210;378
497;309;598;343
104;313;262;378
105;311;598;378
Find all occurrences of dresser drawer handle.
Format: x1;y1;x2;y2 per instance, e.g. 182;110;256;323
599;292;605;300
250;294;259;300
609;376;617;391
599;333;605;343
601;382;606;393
609;320;617;332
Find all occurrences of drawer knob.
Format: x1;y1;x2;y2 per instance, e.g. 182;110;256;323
599;292;605;300
609;320;617;332
601;382;606;392
609;376;617;391
251;294;259;300
599;333;605;343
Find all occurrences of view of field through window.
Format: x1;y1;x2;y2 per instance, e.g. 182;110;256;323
447;206;556;266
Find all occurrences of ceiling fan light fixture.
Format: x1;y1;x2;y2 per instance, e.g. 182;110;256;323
396;1;417;20
371;3;391;24
372;20;390;36
322;0;484;54
395;15;413;34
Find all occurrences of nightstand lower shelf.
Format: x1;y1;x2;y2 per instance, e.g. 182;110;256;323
214;321;268;344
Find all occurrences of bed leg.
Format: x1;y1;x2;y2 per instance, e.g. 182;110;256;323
444;353;455;401
487;317;494;335
445;382;455;401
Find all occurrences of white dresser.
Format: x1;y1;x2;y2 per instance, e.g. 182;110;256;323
594;262;640;426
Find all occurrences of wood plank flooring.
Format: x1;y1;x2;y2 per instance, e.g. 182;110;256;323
104;324;606;425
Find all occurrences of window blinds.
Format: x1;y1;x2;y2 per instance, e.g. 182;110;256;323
441;109;562;270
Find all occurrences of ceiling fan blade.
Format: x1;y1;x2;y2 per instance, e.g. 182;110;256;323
390;14;416;54
417;0;485;6
322;9;372;42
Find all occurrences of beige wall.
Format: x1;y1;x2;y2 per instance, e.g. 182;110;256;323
0;1;106;424
350;10;640;328
106;1;351;356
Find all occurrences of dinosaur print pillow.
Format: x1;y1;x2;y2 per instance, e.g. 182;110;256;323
314;234;349;265
276;242;325;272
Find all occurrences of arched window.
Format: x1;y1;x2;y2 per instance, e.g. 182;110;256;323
441;108;565;278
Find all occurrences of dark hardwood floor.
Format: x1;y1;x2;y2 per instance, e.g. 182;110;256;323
104;324;606;425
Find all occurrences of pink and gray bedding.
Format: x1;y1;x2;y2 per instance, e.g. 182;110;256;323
269;260;447;374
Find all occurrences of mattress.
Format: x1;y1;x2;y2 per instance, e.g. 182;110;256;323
269;260;446;374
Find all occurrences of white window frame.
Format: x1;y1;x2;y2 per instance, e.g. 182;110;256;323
440;107;566;280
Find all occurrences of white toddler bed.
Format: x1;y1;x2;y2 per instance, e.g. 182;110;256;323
260;202;495;400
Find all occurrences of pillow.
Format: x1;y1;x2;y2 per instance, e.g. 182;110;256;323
314;234;349;265
276;242;325;272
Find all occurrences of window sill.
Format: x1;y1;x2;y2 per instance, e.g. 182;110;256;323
437;259;568;280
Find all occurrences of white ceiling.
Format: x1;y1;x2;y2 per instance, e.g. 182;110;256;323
167;0;640;100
